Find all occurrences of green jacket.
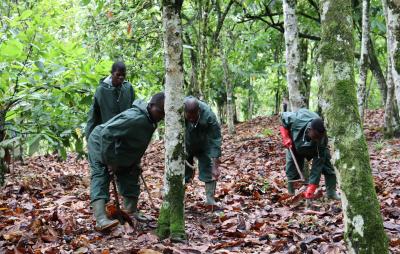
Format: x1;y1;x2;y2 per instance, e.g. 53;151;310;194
185;98;222;158
281;108;327;157
85;76;135;140
88;100;157;167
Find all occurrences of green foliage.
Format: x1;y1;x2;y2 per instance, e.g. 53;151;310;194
262;128;274;137
260;179;270;193
374;139;385;151
0;0;392;163
0;0;112;159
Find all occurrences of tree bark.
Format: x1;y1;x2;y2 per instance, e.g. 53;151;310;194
157;0;186;241
387;1;400;113
0;110;6;185
300;38;311;108
184;33;201;97
382;0;396;137
319;0;389;252
367;39;387;105
384;61;395;137
248;76;254;120
220;45;235;134
189;47;200;97
198;0;211;100
283;0;304;111
357;0;370;123
274;40;284;114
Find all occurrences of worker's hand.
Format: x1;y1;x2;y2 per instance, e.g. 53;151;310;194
279;126;293;149
185;160;196;184
304;184;318;199
211;158;220;180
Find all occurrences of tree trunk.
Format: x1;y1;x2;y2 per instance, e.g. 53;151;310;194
274;40;284;114
220;45;235;134
0;110;6;185
184;33;201;97
283;0;304;111
387;1;400;113
198;0;210;100
383;0;396;137
319;0;389;252
248;76;254;120
368;39;387;105
357;0;370;123
189;47;200;97
384;62;395;137
157;0;186;241
300;38;311;108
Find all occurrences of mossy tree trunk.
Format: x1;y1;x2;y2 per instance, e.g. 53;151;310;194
387;1;400;113
357;0;370;123
184;33;201;97
318;0;389;253
0;110;6;185
382;0;396;137
220;44;235;134
248;76;254;120
367;39;387;105
282;0;304;111
157;0;186;241
300;38;311;108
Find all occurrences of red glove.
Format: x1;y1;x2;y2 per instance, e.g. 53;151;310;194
279;126;293;149
304;184;318;199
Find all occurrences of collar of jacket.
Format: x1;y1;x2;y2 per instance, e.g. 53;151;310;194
102;75;126;89
133;100;157;126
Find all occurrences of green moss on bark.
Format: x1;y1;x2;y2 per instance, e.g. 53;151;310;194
156;202;170;239
156;175;186;241
319;0;389;253
168;174;186;240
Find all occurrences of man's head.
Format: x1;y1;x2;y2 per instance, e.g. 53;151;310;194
184;97;200;124
111;61;126;87
308;118;326;141
148;92;165;123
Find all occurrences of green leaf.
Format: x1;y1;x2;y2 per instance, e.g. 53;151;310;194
59;146;67;160
19;10;33;20
0;39;24;60
35;59;45;71
28;134;42;156
0;137;20;149
0;148;4;159
81;0;91;5
96;0;105;12
80;95;93;106
75;138;83;154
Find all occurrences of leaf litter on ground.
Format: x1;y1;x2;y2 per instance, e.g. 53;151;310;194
0;109;399;253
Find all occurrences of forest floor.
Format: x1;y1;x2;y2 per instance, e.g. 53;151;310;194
1;110;400;254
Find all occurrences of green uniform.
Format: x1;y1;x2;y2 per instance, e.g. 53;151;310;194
85;76;135;140
281;109;336;186
185;98;222;183
88;100;157;203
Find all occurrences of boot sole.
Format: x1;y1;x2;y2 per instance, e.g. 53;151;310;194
95;220;119;232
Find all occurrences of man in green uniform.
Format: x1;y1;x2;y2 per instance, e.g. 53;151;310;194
88;92;165;231
280;108;340;200
184;97;222;206
85;61;135;140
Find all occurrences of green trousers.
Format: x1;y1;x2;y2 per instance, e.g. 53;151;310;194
285;148;336;185
88;153;141;203
185;152;213;183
